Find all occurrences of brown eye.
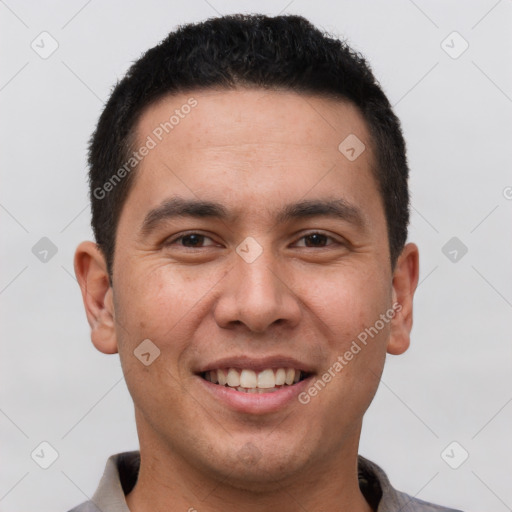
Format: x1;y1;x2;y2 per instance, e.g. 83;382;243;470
304;233;329;247
294;232;338;248
166;233;217;248
180;234;206;247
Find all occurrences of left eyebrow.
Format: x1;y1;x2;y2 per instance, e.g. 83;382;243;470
275;198;367;229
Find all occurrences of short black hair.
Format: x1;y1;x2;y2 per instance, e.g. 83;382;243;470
88;13;409;283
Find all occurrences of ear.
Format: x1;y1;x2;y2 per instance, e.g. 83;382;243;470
73;241;118;354
387;243;420;355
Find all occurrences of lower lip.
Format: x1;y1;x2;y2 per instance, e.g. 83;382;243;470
197;375;313;414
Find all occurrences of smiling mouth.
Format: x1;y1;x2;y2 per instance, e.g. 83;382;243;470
201;368;311;394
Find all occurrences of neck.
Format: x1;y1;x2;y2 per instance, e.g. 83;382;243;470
126;428;373;512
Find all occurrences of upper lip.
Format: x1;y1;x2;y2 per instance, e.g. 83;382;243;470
195;355;316;374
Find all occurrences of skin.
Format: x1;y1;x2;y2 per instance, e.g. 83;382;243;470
74;88;419;512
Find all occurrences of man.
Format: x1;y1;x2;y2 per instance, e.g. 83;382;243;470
72;13;462;512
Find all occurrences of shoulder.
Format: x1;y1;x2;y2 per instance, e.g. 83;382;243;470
358;456;464;512
390;488;464;512
66;451;140;512
66;502;100;512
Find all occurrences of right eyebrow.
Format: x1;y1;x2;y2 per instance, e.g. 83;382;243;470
139;197;232;237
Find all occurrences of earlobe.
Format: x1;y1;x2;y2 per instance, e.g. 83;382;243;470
73;241;118;355
387;243;420;356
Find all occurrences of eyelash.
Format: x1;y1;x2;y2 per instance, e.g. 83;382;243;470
164;231;342;249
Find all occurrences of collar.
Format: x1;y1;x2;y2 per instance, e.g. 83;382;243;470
82;451;460;512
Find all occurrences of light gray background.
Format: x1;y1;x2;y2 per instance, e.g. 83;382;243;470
1;1;511;511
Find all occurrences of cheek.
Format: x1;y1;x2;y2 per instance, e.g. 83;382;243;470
313;266;391;396
112;267;205;426
115;263;206;335
113;262;227;379
312;263;391;345
309;264;391;394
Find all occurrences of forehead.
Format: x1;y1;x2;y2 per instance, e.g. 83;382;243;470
136;87;372;154
124;87;380;223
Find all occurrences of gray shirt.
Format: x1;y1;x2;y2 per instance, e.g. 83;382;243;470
68;451;463;512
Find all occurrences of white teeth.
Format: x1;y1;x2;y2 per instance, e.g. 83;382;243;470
235;386;280;394
257;369;276;388
240;369;257;388
205;367;306;392
285;368;295;385
227;368;240;387
275;368;286;386
217;369;227;386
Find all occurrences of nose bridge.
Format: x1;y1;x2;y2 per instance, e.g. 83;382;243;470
238;245;281;304
214;237;301;332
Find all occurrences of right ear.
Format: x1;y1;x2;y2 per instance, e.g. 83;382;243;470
73;241;118;354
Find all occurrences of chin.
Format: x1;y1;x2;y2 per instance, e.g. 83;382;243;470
202;441;311;492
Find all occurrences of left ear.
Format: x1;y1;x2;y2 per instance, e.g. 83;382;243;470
387;243;420;355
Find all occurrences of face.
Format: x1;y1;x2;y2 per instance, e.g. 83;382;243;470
75;88;418;491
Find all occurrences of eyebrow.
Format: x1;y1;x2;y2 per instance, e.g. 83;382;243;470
139;196;366;237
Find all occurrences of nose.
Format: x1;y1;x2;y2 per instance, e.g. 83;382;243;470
213;245;302;334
